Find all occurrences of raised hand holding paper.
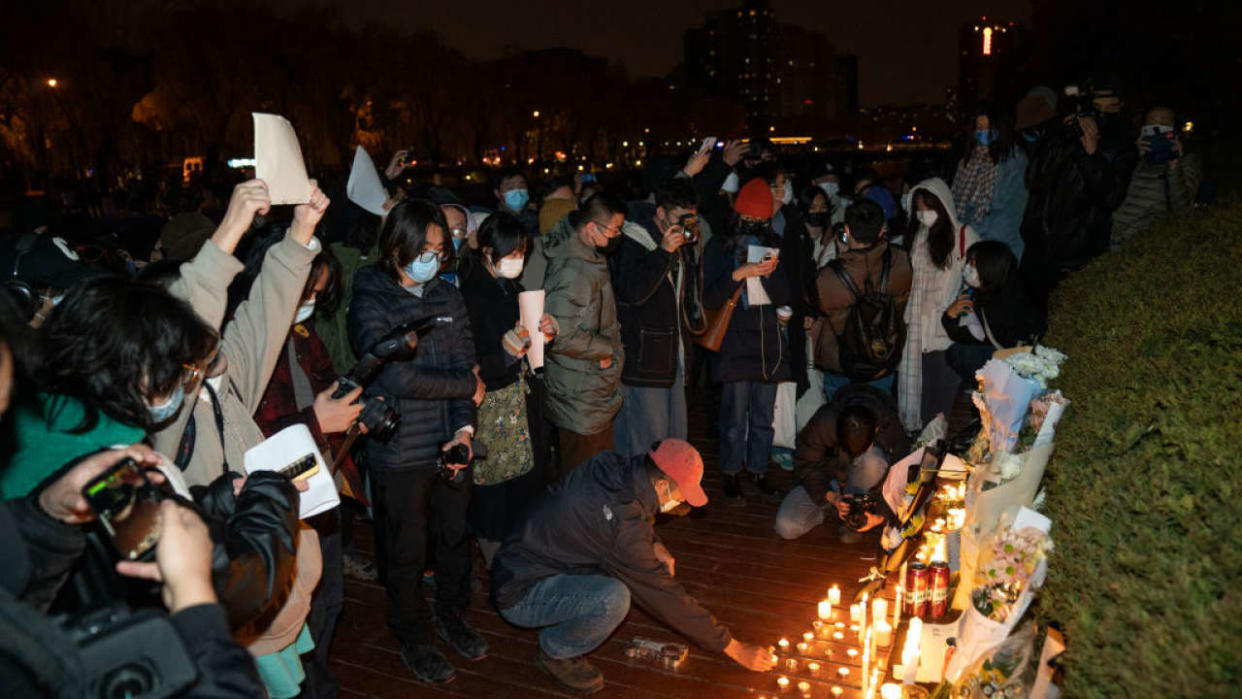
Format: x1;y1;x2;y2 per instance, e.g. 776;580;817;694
347;145;388;216
253;113;311;205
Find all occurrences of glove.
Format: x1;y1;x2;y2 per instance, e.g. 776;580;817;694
502;324;531;358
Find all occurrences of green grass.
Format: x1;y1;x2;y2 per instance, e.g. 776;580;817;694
1038;196;1242;697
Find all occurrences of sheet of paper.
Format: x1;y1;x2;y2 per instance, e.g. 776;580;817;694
243;424;339;519
518;290;546;370
882;446;924;517
253;113;311;205
745;244;777;306
346;146;388;216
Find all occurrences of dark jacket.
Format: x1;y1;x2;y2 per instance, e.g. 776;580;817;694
793;385;910;504
941;279;1046;349
0;495;264;697
1019;126;1133;279
773;205;818;395
460;258;523;391
491;452;733;653
702;231;793;384
347;266;477;471
812;242;913;375
612;202;686;388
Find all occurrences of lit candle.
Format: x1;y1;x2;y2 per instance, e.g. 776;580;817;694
803;632;815;643
797;681;811;694
872;598;888;625
875;620;893;647
828;585;841;606
881;683;903;699
850;603;863;623
807;661;821;676
903;617;923;686
846;648;859;659
893;585;903;629
831;687;844;697
786;658;798;672
861;626;872;697
812;620;824;631
797;642;809;654
835;621;847;629
818;599;833;620
838;666;850;678
777;675;791;691
778;638;790;651
832;631;845;641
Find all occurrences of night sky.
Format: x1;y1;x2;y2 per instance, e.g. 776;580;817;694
282;0;1032;107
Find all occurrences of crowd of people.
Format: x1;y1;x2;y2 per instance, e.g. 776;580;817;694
0;78;1209;697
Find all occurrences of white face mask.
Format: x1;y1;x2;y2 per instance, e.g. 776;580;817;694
781;181;794;205
963;264;981;288
721;172;740;194
917;210;939;228
496;256;524;279
818;180;840;198
294;300;315;324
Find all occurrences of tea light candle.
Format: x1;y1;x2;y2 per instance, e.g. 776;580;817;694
828;584;841;606
835;621;847;629
786;658;799;672
831;687;844;697
778;638;791;651
872;598;888;625
893;585;903;628
875;620;893;647
846;648;859;659
818;599;833;620
850;603;864;623
797;642;809;654
797;681;811;694
803;632;815;643
807;661;821;676
881;683;903;699
832;631;845;641
838;666;850;678
777;675;791;691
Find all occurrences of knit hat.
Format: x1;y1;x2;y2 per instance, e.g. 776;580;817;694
159;212;216;261
1016;94;1057;130
733;178;774;220
649;439;708;507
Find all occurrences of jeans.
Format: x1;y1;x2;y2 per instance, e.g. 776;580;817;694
774;485;830;540
499;574;632;659
371;467;473;647
614;365;687;457
719;381;779;475
822;372;895;403
302;508;343;698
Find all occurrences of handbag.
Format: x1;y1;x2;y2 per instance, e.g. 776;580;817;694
692;283;743;352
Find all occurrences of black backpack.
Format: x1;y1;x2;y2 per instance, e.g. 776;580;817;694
828;247;905;381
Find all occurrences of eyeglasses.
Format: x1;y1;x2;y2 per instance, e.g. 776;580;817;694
591;220;622;236
181;362;203;387
415;250;448;264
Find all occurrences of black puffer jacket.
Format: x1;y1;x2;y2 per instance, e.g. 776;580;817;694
702;231;793;384
348;266;477;470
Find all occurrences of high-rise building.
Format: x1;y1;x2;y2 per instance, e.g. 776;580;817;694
684;0;851;132
957;17;1028;114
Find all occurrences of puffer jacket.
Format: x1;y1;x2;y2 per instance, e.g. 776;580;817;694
347;266;477;470
541;215;624;435
702;232;793;384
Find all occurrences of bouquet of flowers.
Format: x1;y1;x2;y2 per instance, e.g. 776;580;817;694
1000;345;1067;389
943;621;1039;699
971;526;1054;623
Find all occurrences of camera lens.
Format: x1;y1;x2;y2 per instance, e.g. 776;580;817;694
103;664;154;698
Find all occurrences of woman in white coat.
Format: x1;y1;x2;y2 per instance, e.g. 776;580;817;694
896;178;979;431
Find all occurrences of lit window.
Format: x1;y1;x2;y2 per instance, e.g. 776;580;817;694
982;27;993;55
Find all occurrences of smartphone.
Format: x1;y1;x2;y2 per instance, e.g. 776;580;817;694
581;172;596;184
83;458;163;561
278;452;320;482
698;137;717;154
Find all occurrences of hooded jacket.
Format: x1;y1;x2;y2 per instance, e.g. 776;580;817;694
347;266;477;470
541;215;623;435
491;451;733;653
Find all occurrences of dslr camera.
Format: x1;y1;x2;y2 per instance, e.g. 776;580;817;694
1062;84;1098;141
679;214;702;245
841;491;883;531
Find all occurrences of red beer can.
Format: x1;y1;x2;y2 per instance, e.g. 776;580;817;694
904;562;929;619
929;561;950;619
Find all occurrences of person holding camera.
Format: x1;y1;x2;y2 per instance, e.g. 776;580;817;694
610;178;703;456
775;385;909;543
1110;106;1202;248
347;198;486;685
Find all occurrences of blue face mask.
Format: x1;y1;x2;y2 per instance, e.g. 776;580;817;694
404;254;441;283
148;383;185;423
1021;130;1039;143
503;188;529;212
451;236;465;252
974;129;997;146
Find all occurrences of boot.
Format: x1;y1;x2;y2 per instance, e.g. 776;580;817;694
535;646;605;694
400;643;455;684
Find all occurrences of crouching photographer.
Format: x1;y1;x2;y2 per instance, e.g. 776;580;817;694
0;444;264;697
775;384;911;543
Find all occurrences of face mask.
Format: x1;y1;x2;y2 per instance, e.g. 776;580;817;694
294;300;315;324
738;220;768;238
917;210;939;228
818;181;840;198
595;234;621;255
404;255;440;283
451;236;465;252
806;212;830;229
149;383;184;423
974;129;996;146
503;188;529;212
721;172;740;194
781;181;794;205
655;479;684;514
963;264;981;288
496;256;524;279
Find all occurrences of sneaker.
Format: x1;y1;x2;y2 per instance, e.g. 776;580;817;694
749;473;780;497
772;450;794;472
343;551;377;582
535;646;605;694
723;473;743;500
436;610;488;660
400;643;456;684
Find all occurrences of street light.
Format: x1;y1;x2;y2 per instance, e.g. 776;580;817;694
532;110;540;118
46;78;58;88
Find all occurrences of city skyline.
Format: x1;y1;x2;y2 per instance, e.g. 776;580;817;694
279;0;1033;108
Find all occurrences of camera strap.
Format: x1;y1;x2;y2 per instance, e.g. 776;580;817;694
202;380;231;477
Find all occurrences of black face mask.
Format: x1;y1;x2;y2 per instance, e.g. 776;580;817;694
737;220;769;238
595;234;622;255
806;212;830;229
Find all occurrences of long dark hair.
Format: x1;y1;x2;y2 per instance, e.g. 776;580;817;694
302;247;343;315
966;240;1018;295
378;198;452;280
463;213;529;278
39;276;218;432
906;188;954;270
963;102;1018;165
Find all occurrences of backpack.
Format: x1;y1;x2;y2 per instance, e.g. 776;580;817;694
827;247;905;381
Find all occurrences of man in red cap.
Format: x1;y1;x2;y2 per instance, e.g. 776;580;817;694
491;438;776;694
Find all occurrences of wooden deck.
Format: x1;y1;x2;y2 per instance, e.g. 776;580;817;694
331;392;897;698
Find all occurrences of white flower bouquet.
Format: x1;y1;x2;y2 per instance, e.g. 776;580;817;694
1000;345;1067;389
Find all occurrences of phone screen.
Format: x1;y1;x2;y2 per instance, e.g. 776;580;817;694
698;137;717;154
83;458;162;561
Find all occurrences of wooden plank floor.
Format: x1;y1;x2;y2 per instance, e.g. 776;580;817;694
331;390;898;698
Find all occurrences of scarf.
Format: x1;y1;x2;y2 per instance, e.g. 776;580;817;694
952;145;999;226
